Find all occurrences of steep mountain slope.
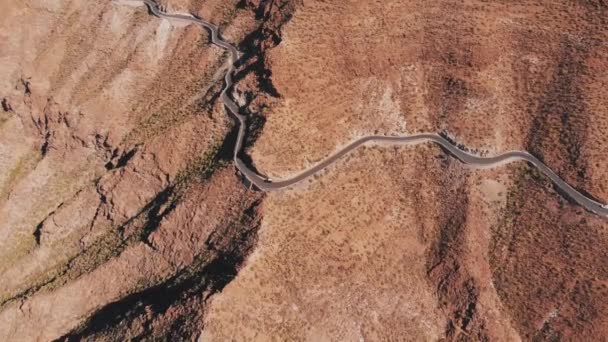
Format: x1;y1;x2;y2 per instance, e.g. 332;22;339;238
205;0;608;340
0;0;606;340
0;0;263;339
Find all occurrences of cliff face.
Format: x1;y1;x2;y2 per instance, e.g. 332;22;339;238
0;0;263;339
1;0;607;340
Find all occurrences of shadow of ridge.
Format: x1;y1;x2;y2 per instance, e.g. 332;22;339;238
436;144;468;165
237;152;266;178
230;6;294;98
537;166;606;211
239;110;269;180
56;198;263;340
244;110;266;148
216;124;238;163
552;182;587;210
216;107;265;191
515;154;605;212
55;251;249;341
573;186;605;206
143;2;155;16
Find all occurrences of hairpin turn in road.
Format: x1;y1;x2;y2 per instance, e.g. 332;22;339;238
115;0;608;218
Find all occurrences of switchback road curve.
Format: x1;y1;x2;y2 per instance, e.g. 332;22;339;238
115;0;608;218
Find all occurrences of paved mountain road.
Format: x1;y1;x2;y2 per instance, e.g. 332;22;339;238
115;0;608;218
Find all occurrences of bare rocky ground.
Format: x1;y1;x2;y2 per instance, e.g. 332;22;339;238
0;0;607;340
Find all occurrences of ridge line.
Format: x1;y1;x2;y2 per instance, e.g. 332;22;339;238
115;0;608;218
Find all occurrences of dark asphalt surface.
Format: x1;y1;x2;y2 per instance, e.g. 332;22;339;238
119;0;608;218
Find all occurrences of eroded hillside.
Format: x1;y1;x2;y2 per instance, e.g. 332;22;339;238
0;0;607;340
0;0;265;339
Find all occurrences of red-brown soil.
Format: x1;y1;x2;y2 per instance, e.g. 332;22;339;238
0;0;606;340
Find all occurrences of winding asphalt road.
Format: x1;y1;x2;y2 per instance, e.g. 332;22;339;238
116;0;608;218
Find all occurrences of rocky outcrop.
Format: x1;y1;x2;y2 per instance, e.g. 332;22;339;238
0;0;263;339
200;0;608;340
1;0;607;340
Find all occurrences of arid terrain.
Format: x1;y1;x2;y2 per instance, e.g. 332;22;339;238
0;0;607;340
